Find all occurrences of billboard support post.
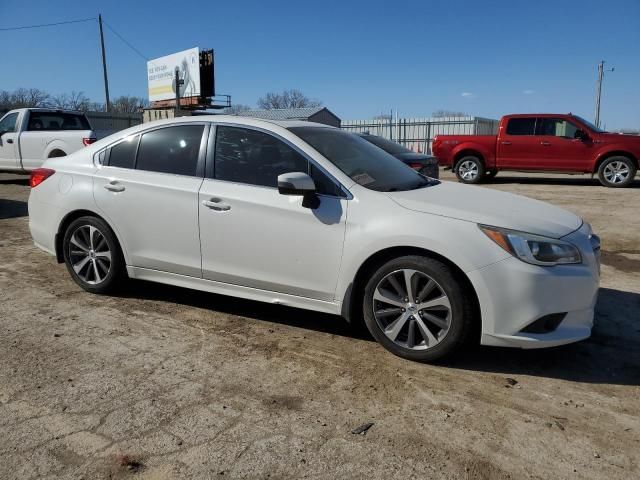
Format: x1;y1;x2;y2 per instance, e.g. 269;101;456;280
174;67;184;114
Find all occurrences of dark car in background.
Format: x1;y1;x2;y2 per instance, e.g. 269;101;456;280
358;133;439;178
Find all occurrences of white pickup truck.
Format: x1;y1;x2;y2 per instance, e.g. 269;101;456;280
0;108;96;172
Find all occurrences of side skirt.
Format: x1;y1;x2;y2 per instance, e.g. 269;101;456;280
127;266;343;316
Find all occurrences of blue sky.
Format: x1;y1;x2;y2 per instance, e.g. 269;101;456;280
1;0;639;129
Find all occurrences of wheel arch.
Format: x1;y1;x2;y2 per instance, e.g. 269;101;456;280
453;149;485;170
54;209;127;264
593;150;638;173
342;246;482;342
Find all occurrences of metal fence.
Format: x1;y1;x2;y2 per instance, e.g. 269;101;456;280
85;112;143;138
341;116;499;154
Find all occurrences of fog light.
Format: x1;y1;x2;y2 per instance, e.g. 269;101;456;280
521;313;566;334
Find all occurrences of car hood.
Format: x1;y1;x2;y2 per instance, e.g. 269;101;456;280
387;181;582;238
394;152;438;164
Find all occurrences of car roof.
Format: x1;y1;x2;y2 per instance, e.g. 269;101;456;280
142;115;336;131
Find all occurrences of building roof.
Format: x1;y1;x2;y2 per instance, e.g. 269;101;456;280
235;106;330;121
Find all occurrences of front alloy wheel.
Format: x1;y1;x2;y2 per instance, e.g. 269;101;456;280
598;156;636;188
373;269;451;350
363;256;475;362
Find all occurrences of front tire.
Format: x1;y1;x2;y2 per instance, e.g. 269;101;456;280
455;156;485;184
597;156;636;188
62;216;125;294
362;256;475;362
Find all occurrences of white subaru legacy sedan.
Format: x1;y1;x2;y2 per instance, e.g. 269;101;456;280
28;116;600;362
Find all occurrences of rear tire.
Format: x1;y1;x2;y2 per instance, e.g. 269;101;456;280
362;255;475;363
62;216;125;294
597;156;636;188
455;156;485;184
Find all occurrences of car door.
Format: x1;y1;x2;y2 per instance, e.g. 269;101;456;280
497;117;545;169
93;123;208;277
198;124;348;302
537;117;593;171
0;112;20;169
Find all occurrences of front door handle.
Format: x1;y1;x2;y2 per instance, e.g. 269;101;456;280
6;138;13;144
501;141;512;145
104;181;125;192
541;141;551;146
202;198;231;211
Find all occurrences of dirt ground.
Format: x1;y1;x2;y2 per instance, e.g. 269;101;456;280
1;170;638;480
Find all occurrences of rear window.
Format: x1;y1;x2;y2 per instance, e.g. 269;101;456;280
27;112;91;131
360;135;412;155
506;118;537;136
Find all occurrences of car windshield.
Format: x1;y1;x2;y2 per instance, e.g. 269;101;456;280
573;115;606;133
290;127;435;192
360;134;412;155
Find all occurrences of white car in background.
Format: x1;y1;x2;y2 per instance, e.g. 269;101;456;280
27;116;601;362
0;108;96;172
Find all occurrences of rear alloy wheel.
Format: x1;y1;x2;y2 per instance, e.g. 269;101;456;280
598;156;636;188
455;156;485;184
363;256;474;362
63;216;124;294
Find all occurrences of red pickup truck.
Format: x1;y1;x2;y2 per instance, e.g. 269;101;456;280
432;113;640;187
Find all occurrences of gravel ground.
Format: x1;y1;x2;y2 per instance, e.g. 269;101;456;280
0;170;638;480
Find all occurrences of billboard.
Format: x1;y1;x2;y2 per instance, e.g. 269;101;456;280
147;47;200;102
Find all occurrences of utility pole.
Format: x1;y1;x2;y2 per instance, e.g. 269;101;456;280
594;60;614;129
174;67;184;115
98;14;110;112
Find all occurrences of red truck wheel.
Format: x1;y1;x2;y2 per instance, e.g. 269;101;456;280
597;156;637;188
455;156;485;184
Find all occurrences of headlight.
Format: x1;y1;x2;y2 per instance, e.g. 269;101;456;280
479;225;582;266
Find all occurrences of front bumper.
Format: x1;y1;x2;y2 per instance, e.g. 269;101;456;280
468;223;600;349
419;164;439;179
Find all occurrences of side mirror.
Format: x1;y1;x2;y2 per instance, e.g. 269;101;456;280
574;129;589;141
277;172;319;209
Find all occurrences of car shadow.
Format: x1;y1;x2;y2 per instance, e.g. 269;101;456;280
118;281;639;385
485;175;640;188
0;199;28;219
449;288;640;386
117;279;369;340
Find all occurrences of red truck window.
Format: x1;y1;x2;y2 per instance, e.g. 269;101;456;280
537;118;580;139
506;118;537;135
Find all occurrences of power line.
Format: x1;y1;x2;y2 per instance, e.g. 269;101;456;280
103;20;149;61
0;17;96;31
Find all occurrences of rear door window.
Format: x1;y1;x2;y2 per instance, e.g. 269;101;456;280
108;135;139;169
505;118;537;136
136;125;204;176
27;112;91;131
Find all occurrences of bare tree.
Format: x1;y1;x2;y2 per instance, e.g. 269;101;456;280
432;110;468;118
50;91;91;111
110;96;148;113
257;89;321;110
7;88;50;108
223;103;252;115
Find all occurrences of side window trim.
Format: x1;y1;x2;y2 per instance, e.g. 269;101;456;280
207;122;350;199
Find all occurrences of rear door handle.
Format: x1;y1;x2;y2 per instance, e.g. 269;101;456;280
500;141;512;145
104;181;125;192
202;198;231;211
541;141;551;146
